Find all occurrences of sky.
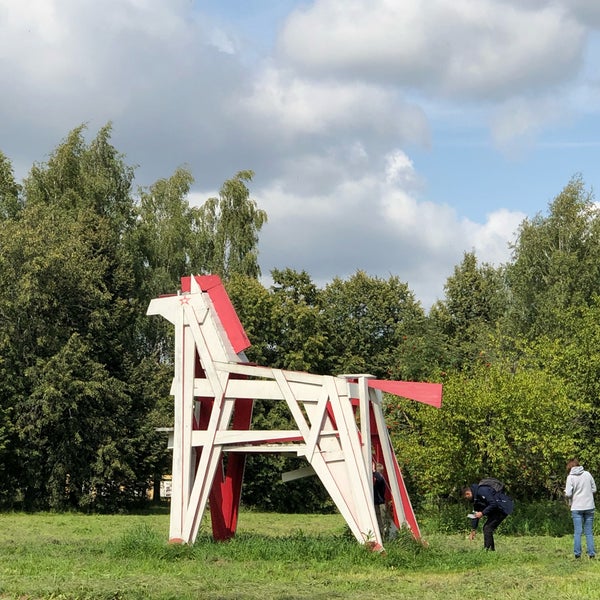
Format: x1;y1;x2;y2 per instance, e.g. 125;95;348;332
1;0;600;310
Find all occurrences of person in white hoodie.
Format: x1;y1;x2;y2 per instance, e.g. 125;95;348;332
565;458;597;559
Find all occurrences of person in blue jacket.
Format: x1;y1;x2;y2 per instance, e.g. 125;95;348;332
463;481;509;551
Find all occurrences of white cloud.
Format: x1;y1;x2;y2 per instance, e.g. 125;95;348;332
0;0;257;184
279;0;585;100
554;0;600;28
0;0;196;92
505;0;600;26
490;96;566;152
0;0;595;310
466;208;524;264
385;150;421;189
237;66;430;144
257;147;522;309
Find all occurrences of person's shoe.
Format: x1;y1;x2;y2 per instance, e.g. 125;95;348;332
575;555;581;559
588;555;595;559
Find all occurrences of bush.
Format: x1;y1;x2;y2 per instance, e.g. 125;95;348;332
419;500;574;537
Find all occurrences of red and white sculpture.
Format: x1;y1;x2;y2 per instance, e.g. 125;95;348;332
148;274;442;551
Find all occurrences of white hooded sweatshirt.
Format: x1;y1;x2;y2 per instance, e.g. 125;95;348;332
565;466;597;511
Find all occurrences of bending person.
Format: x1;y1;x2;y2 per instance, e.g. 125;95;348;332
463;479;512;551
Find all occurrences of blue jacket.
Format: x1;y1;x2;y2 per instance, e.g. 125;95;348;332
469;482;506;529
471;483;502;516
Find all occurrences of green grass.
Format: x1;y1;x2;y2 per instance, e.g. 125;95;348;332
0;509;598;599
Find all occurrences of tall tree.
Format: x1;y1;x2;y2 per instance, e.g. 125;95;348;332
0;153;21;503
0;124;166;509
430;251;508;371
132;167;199;297
506;176;600;340
0;126;277;511
129;167;203;365
268;268;327;373
527;299;600;474
0;151;21;220
320;271;433;380
197;170;267;280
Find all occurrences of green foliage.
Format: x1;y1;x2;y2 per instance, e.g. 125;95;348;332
268;268;328;373
2;121;599;523
128;167;200;364
0;124;276;512
228;269;330;373
24;124;135;233
0;125;165;511
17;334;132;509
131;167;199;296
197;170;267;280
430;251;508;371
391;359;581;504
422;499;574;537
521;301;600;476
506;501;573;537
0;150;22;219
506;175;600;340
226;273;278;366
320;271;433;379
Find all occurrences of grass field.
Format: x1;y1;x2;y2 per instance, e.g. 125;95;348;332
0;508;598;600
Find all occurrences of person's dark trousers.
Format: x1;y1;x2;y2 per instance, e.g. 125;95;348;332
483;509;507;550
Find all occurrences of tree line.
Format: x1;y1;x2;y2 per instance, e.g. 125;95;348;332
0;124;597;513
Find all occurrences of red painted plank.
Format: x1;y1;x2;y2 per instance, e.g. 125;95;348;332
368;380;442;408
181;275;251;354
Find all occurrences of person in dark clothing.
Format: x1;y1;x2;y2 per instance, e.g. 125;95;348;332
463;482;509;551
373;463;387;537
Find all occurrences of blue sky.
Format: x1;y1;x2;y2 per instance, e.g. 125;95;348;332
1;0;599;309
